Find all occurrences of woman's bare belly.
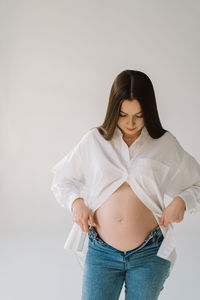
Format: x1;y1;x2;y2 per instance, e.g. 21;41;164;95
93;182;159;252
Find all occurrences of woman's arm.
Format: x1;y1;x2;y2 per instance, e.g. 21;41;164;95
164;137;200;214
51;142;87;216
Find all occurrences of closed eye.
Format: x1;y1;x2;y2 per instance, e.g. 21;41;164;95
119;114;143;118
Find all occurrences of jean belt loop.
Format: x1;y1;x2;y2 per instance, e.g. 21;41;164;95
154;230;159;246
93;227;97;241
151;230;156;244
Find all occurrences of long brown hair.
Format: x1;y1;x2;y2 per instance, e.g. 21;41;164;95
91;69;168;140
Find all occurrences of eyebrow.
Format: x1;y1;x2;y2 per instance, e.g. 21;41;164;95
120;110;143;115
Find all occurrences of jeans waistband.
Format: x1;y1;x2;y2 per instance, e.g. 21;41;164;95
89;224;163;247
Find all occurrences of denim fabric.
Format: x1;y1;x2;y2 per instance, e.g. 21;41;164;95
81;225;171;300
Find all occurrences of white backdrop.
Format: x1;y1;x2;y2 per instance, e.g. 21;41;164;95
1;0;200;299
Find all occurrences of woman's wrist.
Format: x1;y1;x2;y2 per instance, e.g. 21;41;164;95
173;196;186;210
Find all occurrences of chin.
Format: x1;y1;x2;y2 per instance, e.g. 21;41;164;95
124;127;142;135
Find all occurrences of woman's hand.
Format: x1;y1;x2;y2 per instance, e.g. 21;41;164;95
159;196;186;227
72;198;97;233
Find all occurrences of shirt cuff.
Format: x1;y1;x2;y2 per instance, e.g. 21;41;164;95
176;190;197;214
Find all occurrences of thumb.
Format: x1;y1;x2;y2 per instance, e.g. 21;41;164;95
89;212;97;226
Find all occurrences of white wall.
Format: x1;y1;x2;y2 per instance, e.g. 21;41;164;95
1;0;200;299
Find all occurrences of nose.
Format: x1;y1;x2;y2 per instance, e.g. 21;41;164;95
127;117;136;127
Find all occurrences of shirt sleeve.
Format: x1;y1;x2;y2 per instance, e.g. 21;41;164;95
50;141;86;216
164;136;200;214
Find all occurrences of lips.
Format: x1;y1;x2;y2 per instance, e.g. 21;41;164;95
127;128;135;131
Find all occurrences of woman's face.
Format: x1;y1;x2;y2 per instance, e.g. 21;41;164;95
117;99;145;137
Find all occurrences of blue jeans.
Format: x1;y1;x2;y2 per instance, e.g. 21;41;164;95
81;225;171;300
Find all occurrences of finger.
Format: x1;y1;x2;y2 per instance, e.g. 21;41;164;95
83;222;90;233
164;219;169;227
89;212;97;226
77;222;88;233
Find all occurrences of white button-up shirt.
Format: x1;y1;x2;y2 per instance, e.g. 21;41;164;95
51;125;200;275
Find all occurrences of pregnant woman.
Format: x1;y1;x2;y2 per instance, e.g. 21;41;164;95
51;70;200;300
